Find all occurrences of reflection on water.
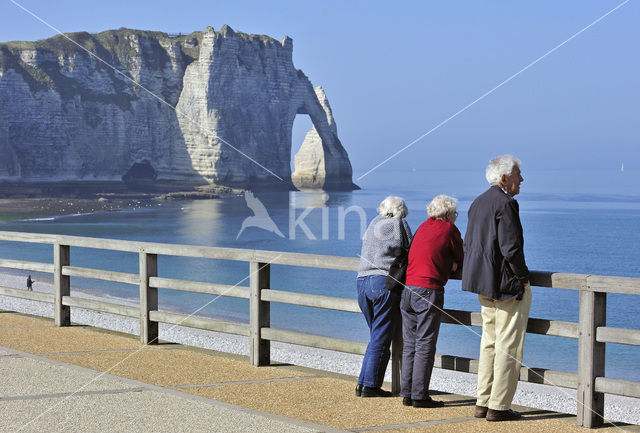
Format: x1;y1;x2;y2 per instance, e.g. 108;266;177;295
290;190;355;208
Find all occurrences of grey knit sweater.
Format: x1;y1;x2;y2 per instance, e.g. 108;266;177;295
357;215;413;277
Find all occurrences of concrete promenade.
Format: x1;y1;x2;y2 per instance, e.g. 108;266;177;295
1;310;637;433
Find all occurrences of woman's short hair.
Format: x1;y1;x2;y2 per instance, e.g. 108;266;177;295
427;195;458;219
378;196;408;219
485;154;522;186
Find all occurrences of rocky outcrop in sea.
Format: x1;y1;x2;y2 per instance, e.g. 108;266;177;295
0;26;358;191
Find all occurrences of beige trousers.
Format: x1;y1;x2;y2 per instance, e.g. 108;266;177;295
476;283;532;411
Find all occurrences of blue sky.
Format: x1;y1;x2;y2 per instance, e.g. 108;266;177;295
1;0;638;177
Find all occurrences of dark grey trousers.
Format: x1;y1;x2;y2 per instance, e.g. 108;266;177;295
400;285;444;400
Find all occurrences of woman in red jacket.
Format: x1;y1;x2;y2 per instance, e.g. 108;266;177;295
401;195;463;408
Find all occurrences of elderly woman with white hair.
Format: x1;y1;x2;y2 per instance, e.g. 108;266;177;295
355;195;412;398
401;195;463;408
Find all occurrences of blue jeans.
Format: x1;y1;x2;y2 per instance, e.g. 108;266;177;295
357;275;400;388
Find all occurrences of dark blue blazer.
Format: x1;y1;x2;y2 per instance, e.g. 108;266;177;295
462;186;529;300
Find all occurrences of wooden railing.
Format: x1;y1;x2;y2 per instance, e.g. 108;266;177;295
0;231;638;428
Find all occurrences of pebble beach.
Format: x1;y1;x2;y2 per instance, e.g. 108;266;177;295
1;272;638;426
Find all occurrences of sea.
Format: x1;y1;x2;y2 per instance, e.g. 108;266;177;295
1;168;639;382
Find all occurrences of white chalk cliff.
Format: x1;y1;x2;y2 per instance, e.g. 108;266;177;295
0;26;358;190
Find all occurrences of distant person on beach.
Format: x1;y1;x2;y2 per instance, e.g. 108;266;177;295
26;275;33;291
462;154;531;422
356;196;412;397
401;195;463;408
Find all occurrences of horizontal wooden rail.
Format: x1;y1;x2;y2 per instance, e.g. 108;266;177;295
0;232;359;271
0;259;54;274
261;289;360;313
585;275;640;295
596;326;640;346
434;353;577;388
261;327;367;355
253;251;359;271
527;271;640;295
529;271;586;291
511;271;640;294
440;309;482;327
62;296;138;317
441;309;579;339
149;310;250;336
62;266;139;285
595;377;640;399
149;277;250;299
0;285;54;303
434;353;478;372
526;318;579;339
519;367;578;389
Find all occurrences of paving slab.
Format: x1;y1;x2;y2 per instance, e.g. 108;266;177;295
0;326;148;353
0;311;54;328
48;349;315;387
1;387;319;433
0;355;133;396
183;378;481;430
0;347;337;433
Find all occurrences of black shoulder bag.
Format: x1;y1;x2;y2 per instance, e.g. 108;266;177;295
385;222;411;292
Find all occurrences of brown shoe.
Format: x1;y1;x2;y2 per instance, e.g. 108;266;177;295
474;405;488;418
486;408;522;422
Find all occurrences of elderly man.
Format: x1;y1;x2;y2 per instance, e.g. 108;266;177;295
462;155;531;422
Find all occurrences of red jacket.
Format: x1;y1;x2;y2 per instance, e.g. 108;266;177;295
406;217;463;290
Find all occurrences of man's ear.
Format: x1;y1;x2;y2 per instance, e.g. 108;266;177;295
499;174;507;185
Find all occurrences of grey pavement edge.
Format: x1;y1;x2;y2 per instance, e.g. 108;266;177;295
0;345;347;433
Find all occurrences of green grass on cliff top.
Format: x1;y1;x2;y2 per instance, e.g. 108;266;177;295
1;26;279;58
0;28;203;102
1;29;202;63
0;27;281;97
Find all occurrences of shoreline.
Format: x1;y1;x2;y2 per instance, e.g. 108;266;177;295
0;271;638;425
0;191;244;222
0;197;162;221
0;181;247;221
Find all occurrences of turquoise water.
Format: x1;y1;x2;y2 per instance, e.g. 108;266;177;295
1;168;639;381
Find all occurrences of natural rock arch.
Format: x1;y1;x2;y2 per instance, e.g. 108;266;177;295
0;26;358;191
290;83;358;190
176;26;358;191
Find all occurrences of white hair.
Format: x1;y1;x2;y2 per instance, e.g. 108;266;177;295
378;195;408;219
427;195;458;219
485;154;522;186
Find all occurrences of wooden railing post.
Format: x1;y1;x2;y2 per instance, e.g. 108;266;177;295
139;251;158;345
577;289;606;428
54;243;70;326
391;316;403;395
250;261;270;366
